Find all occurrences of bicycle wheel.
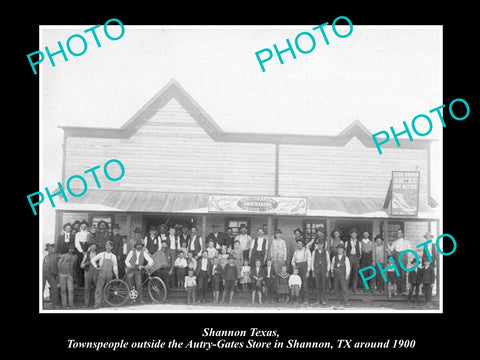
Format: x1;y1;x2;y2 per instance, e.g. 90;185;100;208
103;279;130;307
148;276;167;303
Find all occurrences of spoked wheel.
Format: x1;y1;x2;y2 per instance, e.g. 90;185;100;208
148;276;167;303
103;279;130;307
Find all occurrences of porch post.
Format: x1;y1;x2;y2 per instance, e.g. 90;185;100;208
201;215;207;251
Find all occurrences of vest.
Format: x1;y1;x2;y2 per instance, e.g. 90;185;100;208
129;250;146;267
188;235;202;255
346;239;360;256
313;248;328;273
146;234;159;254
333;254;347;276
252;237;267;256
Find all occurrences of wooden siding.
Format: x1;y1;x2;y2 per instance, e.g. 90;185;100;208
278;137;429;202
64;99;276;195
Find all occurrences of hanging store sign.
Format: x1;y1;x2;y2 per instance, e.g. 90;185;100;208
208;195;307;215
390;171;420;216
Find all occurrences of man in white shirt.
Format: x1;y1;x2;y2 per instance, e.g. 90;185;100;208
125;241;154;304
291;239;312;304
187;227;203;259
235;225;252;261
391;229;411;294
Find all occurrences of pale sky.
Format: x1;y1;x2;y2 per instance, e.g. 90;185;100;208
39;25;443;243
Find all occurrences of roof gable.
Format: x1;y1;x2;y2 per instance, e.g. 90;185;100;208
59;79;432;149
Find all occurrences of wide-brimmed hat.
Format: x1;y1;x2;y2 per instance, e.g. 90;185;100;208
315;227;326;235
423;231;434;239
293;228;304;236
149;225;157;231
106;240;113;247
348;228;359;236
134;241;144;248
374;234;384;241
157;224;168;231
296;238;306;245
97;220;109;229
239;224;247;230
274;228;282;234
44;243;55;251
336;243;345;249
112;224;121;230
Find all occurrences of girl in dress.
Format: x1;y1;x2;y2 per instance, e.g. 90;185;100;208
240;259;251;292
276;264;290;304
219;246;229;269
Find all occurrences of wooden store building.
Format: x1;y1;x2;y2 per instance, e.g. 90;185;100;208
55;79;440;262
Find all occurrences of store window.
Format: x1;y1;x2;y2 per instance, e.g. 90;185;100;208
303;220;326;242
225;218;251;237
382;221;404;242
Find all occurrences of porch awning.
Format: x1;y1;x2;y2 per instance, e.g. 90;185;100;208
55;190;210;213
307;196;440;220
55;190;439;219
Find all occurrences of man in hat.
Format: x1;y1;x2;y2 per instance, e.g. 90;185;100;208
345;228;362;293
421;231;437;267
95;221;111;252
180;226;191;246
91;240;119;309
391;229;411;295
291;237;312;304
235;225;252;261
167;226;180;251
249;228;268;267
150;240;175;294
311;236;330;305
331;243;350;306
111;224;123;258
206;224;228;250
144;225;160;255
57;223;74;254
43;243;60;309
57;242;78;308
125;241;154;304
157;224;168;243
80;243;99;308
187;227;203;259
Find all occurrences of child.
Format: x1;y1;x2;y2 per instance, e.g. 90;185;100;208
222;255;238;304
386;258;397;297
180;241;188;257
276;265;290;304
422;258;435;308
288;267;302;304
174;251;188;289
211;257;223;303
184;268;197;304
206;240;218;264
231;240;244;290
187;251;197;273
251;258;265;304
219;246;229;269
240;259;251;292
264;259;277;303
408;258;422;306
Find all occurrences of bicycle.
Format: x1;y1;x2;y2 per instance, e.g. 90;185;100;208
103;267;167;307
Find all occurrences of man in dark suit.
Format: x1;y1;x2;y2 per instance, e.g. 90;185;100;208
408;258;423;306
195;250;212;303
57;223;74;254
187;227;203;259
422;259;435;307
206;224;228;249
111;224;123;258
179;226;191;248
95;221;111;252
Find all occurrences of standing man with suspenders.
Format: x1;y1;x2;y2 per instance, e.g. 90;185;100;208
91;241;119;309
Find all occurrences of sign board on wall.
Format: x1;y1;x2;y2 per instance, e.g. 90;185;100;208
390;171;420;216
208;195;307;215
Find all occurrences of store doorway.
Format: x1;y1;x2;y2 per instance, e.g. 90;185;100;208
333;220;373;242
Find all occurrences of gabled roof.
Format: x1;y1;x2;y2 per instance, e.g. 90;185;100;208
59;79;432;149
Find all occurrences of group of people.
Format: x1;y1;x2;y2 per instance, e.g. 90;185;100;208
43;221;437;309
